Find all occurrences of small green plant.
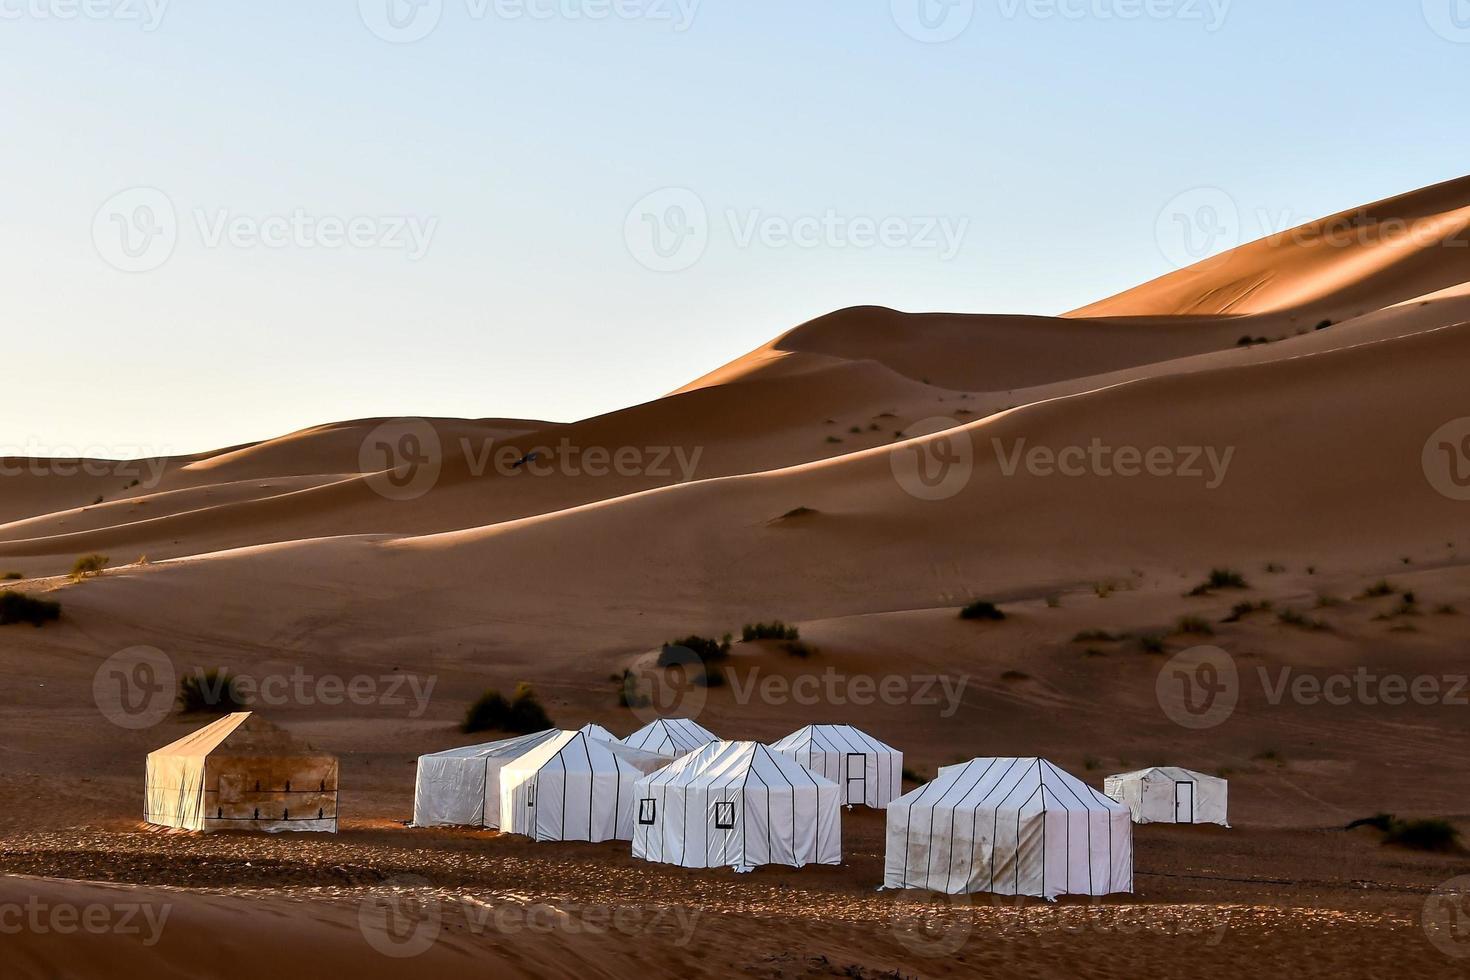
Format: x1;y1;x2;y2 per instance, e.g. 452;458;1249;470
616;670;650;708
782;640;814;658
2;571;23;580
742;622;800;642
1072;629;1122;643
1187;568;1249;596
1176;615;1214;636
1383;818;1459;852
1315;594;1343;609
660;635;732;666
1045;595;1061;609
901;766;925;784
463;683;552;734
1223;600;1272;622
1082;756;1100;771
1359;580;1397;599
0;591;61;627
177;670;245;714
1264;562;1286;574
1138;634;1166;655
69;554;110;582
959;600;1005;621
694;667;726;687
825;435;843;444
1435;604;1460;615
1278;608;1330;631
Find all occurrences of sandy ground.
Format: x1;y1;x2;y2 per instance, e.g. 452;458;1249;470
6;176;1470;977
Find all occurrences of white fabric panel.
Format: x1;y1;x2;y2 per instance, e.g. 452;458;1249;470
632;741;841;871
620;718;719;759
498;731;666;842
768;724;903;808
1103;767;1229;826
884;758;1132;899
412;729;560;828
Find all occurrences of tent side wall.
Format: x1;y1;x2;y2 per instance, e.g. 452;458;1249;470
501;764;642;843
145;753;208;832
205;754;339;833
774;742;903;809
413;755;490;828
634;779;840;870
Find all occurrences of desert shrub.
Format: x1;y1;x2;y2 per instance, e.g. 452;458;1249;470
1315;595;1343;608
1253;749;1284;765
825;436;843;444
1177;615;1214;636
177;670;245;714
660;635;731;666
463;683;552;734
1072;629;1122;643
901;766;925;784
1345;813;1396;833
1083;647;1108;658
1000;670;1030;682
2;571;22;581
1359;580;1397;599
1083;756;1100;771
1223;600;1272;622
616;670;651;709
1383;818;1460;852
778;506;817;520
1315;320;1333;330
69;554;110;582
1138;634;1166;655
959;600;1005;621
1045;595;1061;609
693;667;726;688
782;640;814;658
0;591;61;627
742;622;799;642
1278;608;1330;631
1436;604;1460;615
1187;568;1248;596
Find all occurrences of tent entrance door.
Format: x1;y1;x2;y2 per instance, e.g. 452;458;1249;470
845;753;866;805
1174;781;1194;823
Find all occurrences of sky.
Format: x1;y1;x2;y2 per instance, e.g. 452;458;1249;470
5;1;1470;457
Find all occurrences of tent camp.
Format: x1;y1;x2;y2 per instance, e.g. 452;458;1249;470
412;729;561;828
633;741;841;871
884;758;1132;899
1104;767;1229;826
620;717;719;759
768;724;902;808
499;730;669;842
145;712;338;833
578;723;619;742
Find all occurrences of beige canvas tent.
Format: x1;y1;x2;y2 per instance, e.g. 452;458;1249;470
145;712;339;833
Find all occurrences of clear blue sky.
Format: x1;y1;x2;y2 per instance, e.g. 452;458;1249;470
5;1;1469;456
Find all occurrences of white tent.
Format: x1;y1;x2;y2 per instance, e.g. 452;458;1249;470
884;758;1132;899
578;723;619;742
1104;767;1228;826
620;717;719;759
412;729;560;828
769;724;902;808
499;730;669;842
633;741;841;872
145;712;338;833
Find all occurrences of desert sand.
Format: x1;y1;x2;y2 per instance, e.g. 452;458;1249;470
4;176;1470;977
